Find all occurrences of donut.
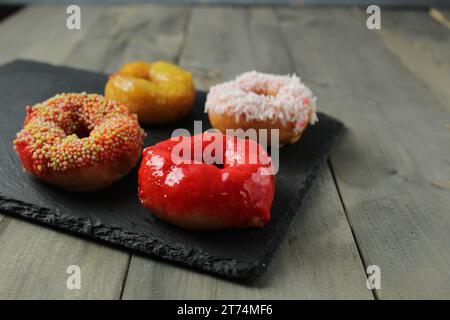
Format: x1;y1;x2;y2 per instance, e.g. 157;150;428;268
205;71;318;145
13;93;145;191
138;132;275;230
105;61;196;124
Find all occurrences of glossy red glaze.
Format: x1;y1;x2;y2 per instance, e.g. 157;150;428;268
138;132;275;230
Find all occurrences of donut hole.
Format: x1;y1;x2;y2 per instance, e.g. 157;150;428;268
62;118;92;139
175;145;226;169
184;153;226;169
74;123;91;139
240;83;278;97
251;88;277;97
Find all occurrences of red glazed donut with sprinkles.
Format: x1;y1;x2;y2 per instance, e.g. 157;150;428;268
13;93;145;191
205;71;318;145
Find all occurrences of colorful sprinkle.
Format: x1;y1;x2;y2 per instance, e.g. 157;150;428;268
14;93;145;174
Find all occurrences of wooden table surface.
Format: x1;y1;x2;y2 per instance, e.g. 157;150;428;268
0;4;449;300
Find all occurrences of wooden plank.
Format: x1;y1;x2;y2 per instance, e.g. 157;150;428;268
0;4;191;299
278;7;450;299
0;5;54;65
64;4;190;73
0;5;102;65
123;167;373;299
122;6;372;299
373;9;450;112
0;218;129;299
0;5;128;300
19;5;104;65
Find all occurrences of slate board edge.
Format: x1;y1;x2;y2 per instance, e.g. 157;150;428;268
0;120;343;280
0;59;344;280
7;59;109;86
257;119;344;275
0;193;266;279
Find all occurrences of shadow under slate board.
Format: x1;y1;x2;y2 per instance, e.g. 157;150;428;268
0;60;343;279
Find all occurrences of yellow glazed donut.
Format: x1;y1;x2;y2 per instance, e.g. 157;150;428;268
105;61;196;124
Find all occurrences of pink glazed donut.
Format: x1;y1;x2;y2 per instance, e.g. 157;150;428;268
205;71;318;145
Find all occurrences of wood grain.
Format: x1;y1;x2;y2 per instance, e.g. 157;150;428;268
0;5;103;65
20;6;104;65
122;6;371;299
0;218;129;299
64;4;190;73
4;4;447;299
0;4;191;299
278;7;450;299
0;5;131;300
373;9;450;112
123;167;372;299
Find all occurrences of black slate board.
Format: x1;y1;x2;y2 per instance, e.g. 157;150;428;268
0;60;343;279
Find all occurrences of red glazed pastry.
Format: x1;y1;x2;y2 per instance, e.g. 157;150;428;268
13;93;145;191
138;132;275;230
